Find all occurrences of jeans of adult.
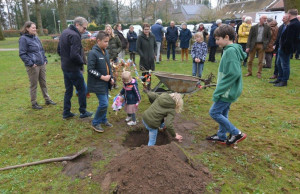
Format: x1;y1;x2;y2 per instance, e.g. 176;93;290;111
167;41;176;60
295;43;300;59
156;41;161;62
240;43;248;62
208;46;217;62
26;65;50;105
63;70;87;116
273;52;279;76
209;100;240;141
142;119;165;146
277;48;291;82
192;62;204;78
92;93;109;126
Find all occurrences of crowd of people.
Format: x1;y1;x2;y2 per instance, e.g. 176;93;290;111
18;8;299;146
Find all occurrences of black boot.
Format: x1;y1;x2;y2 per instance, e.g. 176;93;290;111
269;79;280;84
274;81;287;87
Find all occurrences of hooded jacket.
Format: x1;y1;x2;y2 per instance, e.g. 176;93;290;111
107;35;122;60
114;30;128;50
19;33;47;67
136;32;157;71
238;22;252;44
151;23;165;42
87;45;113;94
213;44;247;103
57;25;85;72
142;92;177;137
208;23;218;47
120;78;141;105
265;20;278;53
179;28;192;48
127;30;137;52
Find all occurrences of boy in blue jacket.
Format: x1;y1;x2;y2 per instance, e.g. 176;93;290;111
88;31;114;133
206;24;247;145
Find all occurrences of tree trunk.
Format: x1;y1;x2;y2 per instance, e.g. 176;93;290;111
116;0;120;22
34;0;44;36
57;0;67;32
22;0;30;22
283;0;300;12
5;0;13;29
0;19;5;40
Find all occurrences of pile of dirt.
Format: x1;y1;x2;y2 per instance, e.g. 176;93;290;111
95;142;211;193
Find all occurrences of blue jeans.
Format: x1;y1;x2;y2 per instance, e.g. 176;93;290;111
167;41;176;60
209;101;240;141
76;81;87;95
142;120;165;146
192;62;204;77
63;70;87;116
277;48;291;82
92;93;109;126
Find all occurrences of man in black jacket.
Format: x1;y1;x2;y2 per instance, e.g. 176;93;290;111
269;14;289;79
273;9;300;87
166;21;178;61
57;17;93;119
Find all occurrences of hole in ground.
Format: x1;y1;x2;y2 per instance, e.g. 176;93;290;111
123;130;172;147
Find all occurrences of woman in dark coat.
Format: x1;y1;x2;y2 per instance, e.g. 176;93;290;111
136;23;157;89
114;23;128;59
179;22;192;61
19;21;56;109
105;24;122;88
197;23;208;42
127;25;137;63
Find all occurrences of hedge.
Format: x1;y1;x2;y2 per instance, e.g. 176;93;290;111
41;39;96;54
4;29;49;37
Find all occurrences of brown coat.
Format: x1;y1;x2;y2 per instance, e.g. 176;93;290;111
246;23;272;51
265;21;278;53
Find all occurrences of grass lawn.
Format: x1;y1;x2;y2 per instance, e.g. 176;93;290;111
0;38;299;193
0;36;51;49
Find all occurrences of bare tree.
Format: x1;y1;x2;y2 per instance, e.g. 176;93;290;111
5;0;13;29
57;0;67;32
22;0;30;22
34;0;44;35
127;0;136;23
0;19;4;40
139;0;151;22
115;0;124;22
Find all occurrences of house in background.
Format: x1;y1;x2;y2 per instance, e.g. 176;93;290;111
172;4;210;22
217;0;284;22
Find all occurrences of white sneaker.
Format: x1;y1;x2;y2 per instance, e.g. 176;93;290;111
127;121;137;126
125;116;132;122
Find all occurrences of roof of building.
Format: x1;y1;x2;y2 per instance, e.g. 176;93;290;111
218;0;276;18
181;4;209;15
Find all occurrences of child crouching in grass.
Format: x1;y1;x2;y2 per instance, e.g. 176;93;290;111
206;24;247;145
119;71;141;126
191;32;207;78
142;91;183;146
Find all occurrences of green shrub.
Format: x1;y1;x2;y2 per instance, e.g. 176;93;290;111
4;29;49;37
41;39;59;53
41;39;97;53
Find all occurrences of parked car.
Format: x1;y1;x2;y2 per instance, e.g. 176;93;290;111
122;29;129;38
91;31;99;40
81;31;92;39
132;25;142;36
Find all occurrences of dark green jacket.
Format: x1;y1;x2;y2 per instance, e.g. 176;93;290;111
246;23;271;51
213;44;247;103
136;32;157;71
87;45;113;94
142;92;176;137
107;36;122;60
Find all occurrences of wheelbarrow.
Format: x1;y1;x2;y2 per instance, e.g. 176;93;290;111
151;72;216;94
